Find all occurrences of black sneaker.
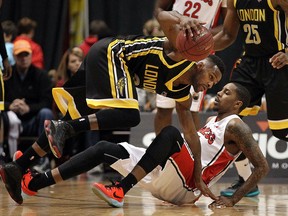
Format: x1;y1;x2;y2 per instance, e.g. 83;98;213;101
220;176;260;197
44;120;75;159
0;162;23;204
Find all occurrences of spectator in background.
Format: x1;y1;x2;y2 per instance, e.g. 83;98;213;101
15;17;44;69
2;40;53;162
56;47;83;88
0;20;17;67
79;20;113;57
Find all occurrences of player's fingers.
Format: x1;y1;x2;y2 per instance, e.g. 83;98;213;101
276;61;286;69
186;28;193;37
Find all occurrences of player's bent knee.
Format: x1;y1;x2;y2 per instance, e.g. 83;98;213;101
161;126;184;145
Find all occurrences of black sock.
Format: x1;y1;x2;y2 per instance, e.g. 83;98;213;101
118;173;138;194
15;148;41;174
67;116;90;132
29;171;55;192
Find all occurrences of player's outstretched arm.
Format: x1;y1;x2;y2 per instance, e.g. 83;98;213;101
209;119;269;208
176;99;218;201
213;0;239;51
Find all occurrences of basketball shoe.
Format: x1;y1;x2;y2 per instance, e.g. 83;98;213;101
13;150;23;161
92;182;124;208
220;176;260;197
21;170;38;196
13;150;38;197
0;162;23;204
44;120;75;158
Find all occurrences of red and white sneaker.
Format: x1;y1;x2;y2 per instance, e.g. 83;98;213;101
21;171;37;196
13;150;37;197
13;150;23;161
92;182;124;208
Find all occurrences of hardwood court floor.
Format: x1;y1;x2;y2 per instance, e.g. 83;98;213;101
1;173;288;216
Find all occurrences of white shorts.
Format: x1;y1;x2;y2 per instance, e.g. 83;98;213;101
156;86;204;112
110;142;199;205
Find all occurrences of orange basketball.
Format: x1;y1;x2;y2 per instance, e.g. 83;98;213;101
176;26;214;62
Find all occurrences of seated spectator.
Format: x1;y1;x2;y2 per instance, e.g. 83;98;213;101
56;47;83;87
15;17;44;69
0;20;17;68
2;40;53;162
79;20;113;57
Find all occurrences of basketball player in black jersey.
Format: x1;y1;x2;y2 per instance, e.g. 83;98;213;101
213;0;288;197
0;10;226;204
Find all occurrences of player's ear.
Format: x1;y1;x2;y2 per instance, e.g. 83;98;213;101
235;100;243;111
196;61;205;70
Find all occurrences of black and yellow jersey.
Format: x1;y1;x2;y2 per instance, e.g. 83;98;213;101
235;0;287;56
56;36;196;112
109;35;194;101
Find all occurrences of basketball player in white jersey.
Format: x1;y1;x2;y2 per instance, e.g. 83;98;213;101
153;0;227;135
19;82;268;208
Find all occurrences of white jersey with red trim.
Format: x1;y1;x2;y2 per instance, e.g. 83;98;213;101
172;0;225;28
171;114;242;192
111;114;242;205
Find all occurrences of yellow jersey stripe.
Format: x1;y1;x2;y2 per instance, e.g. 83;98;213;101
268;119;288;130
87;98;139;110
52;88;81;119
0;69;4;111
239;105;261;116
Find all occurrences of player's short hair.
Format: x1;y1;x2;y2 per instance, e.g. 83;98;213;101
207;54;226;76
232;82;251;112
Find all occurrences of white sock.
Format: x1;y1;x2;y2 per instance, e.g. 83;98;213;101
235;158;252;181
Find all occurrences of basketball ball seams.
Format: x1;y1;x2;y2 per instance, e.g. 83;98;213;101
183;35;213;52
176;26;214;61
184;35;214;54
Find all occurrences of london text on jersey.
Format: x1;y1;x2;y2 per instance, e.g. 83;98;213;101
237;9;266;22
143;64;159;93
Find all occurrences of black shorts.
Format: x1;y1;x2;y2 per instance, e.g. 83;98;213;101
84;37;138;110
52;38;140;119
230;55;288;130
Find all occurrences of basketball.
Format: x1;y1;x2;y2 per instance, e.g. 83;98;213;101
176;26;214;62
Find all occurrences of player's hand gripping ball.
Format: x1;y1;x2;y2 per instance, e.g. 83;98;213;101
176;26;214;62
